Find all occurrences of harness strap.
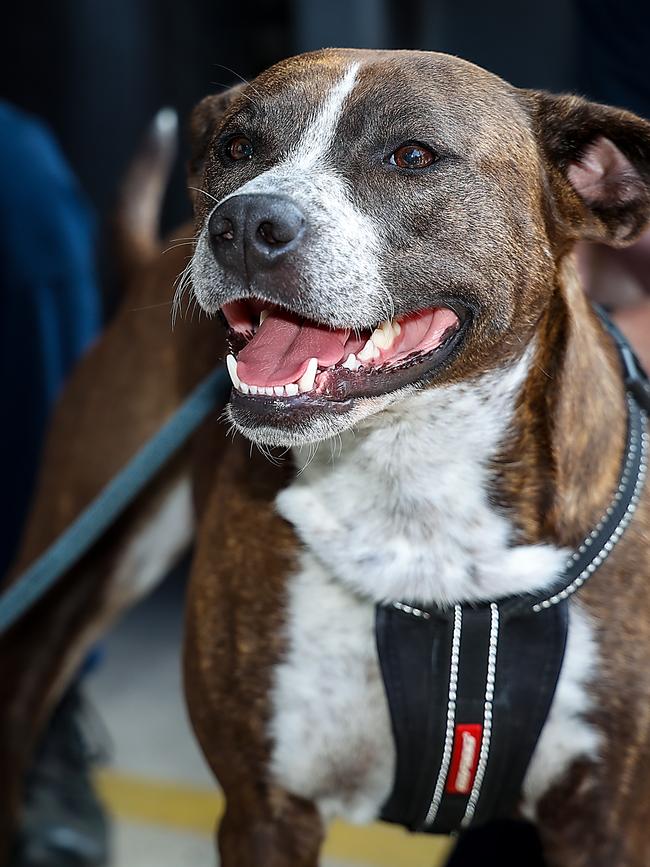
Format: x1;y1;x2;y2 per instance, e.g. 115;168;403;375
377;601;568;834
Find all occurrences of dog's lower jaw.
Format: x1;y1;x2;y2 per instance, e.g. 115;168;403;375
226;387;413;448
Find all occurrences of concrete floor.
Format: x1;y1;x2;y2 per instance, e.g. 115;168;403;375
87;566;451;867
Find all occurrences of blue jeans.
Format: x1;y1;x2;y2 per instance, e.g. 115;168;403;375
0;103;101;577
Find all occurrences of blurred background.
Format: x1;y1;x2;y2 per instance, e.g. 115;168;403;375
1;2;648;866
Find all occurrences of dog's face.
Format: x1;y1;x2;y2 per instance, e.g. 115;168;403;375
189;48;650;447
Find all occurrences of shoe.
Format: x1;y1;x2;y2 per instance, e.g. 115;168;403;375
10;685;110;866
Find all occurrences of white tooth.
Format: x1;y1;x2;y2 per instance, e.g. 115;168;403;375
298;357;318;393
371;329;390;349
393;319;401;335
286;383;299;396
226;354;241;388
342;353;360;371
264;386;274;396
239;381;250;394
372;320;395;350
274;385;285;396
260;309;270;324
358;339;377;362
249;385;259;394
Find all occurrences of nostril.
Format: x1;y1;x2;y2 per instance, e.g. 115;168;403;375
208;213;235;243
258;221;284;246
219;219;235;241
256;214;305;249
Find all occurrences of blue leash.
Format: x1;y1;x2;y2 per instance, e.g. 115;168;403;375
0;365;230;636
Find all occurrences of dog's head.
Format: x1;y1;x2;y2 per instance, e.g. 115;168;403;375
188;48;650;447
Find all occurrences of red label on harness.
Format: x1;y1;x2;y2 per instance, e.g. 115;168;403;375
446;724;483;795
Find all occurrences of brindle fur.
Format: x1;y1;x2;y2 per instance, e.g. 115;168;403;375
2;48;650;867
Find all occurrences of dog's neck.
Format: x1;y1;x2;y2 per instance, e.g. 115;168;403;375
276;264;627;606
498;261;627;550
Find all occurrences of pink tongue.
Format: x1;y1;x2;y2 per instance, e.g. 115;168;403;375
237;312;350;387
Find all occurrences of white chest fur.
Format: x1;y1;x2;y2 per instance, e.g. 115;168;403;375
270;359;601;823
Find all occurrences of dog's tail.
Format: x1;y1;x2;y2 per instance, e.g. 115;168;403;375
114;107;178;277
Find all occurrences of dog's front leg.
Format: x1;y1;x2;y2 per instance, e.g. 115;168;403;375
184;442;326;864
217;789;323;867
534;759;645;867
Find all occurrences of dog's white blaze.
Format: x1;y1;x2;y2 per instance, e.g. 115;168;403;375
271;354;600;823
287;62;360;170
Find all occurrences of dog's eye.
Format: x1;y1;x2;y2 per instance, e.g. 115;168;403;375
388;142;437;170
227;136;254;161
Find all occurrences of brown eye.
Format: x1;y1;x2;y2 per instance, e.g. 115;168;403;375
389;142;437;169
227;135;254;161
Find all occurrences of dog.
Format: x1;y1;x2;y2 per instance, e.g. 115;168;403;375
3;47;650;867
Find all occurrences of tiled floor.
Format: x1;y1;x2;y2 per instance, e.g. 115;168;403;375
87;567;451;867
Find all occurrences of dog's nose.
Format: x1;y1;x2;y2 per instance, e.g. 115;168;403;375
208;194;305;274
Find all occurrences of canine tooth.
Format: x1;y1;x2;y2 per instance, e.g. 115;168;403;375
286;383;299;396
298;357;318;393
393;319;401;335
274;385;285;396
371;329;390;350
358;339;377;362
239;381;250;394
342;353;360;371
249;385;259;394
226;354;241;388
260;309;270;324
372;320;396;350
264;386;274;396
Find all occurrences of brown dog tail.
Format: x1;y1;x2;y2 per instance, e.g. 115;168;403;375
114;107;178;276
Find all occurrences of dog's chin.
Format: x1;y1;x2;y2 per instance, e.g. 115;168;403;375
227;388;407;447
219;295;471;447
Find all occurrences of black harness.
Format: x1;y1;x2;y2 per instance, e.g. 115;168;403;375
376;310;650;835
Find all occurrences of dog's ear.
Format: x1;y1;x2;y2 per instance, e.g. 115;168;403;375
526;91;650;245
188;84;244;200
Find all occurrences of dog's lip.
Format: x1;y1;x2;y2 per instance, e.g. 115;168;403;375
221;296;472;404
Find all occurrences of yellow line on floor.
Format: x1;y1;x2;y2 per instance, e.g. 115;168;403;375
96;770;453;866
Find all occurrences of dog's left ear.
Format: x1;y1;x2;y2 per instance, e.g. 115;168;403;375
525;91;650;245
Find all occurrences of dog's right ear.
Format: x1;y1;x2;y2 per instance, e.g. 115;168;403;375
188;85;244;202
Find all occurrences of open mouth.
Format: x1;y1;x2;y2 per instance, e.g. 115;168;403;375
221;299;469;403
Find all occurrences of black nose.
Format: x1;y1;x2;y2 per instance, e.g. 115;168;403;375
208;193;305;275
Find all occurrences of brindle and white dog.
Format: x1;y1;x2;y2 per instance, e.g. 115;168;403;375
3;48;650;867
